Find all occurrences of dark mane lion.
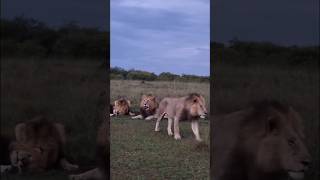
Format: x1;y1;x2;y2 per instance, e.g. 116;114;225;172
212;100;311;180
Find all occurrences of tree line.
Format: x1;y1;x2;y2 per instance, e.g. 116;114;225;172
212;39;319;67
2;16;318;69
1;16;108;59
110;67;210;82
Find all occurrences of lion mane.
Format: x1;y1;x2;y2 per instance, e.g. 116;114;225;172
212;101;311;180
9;116;78;173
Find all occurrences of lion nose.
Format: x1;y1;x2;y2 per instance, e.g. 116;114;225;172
302;159;311;168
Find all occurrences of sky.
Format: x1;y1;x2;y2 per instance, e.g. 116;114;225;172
110;0;210;76
2;0;319;75
211;0;319;46
1;0;109;29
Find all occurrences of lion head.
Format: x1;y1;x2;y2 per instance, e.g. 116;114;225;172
140;94;158;118
8;116;65;173
113;98;131;115
9;142;59;173
185;93;207;119
213;101;311;180
252;102;311;180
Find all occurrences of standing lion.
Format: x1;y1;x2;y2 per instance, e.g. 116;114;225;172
155;93;207;141
212;101;311;180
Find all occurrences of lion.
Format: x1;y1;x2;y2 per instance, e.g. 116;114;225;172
154;93;207;141
110;98;134;117
7;116;78;173
69;120;109;180
132;94;158;120
212;101;311;180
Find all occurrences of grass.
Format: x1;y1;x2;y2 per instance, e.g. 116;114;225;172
1;58;318;180
111;117;210;180
110;79;210;180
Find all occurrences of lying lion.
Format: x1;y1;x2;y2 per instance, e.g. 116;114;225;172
155;93;207;141
132;94;158;120
212;101;311;180
3;116;78;174
110;98;135;117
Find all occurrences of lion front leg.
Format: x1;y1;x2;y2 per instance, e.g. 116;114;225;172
60;158;79;171
145;115;155;120
167;118;173;136
191;121;202;141
69;168;103;180
173;118;181;140
0;165;12;174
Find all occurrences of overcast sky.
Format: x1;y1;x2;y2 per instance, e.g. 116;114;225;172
2;0;318;75
110;0;210;76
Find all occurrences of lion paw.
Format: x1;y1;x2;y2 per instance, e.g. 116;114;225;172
167;131;173;136
65;164;79;171
1;165;12;174
69;175;80;180
174;135;181;140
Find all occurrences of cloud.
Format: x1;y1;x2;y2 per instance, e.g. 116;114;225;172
111;0;210;76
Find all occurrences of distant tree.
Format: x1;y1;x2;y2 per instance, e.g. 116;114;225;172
158;72;180;81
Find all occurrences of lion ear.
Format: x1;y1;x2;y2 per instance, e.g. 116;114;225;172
15;123;27;142
54;123;66;144
266;116;280;135
193;98;198;103
141;94;147;99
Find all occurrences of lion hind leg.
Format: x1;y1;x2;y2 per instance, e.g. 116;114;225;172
155;112;166;132
60;158;79;171
69;168;103;180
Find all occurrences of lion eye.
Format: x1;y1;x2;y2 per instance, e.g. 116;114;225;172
288;138;296;146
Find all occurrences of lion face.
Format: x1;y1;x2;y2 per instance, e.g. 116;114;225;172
140;95;157;111
9;143;46;173
113;98;131;115
256;108;311;180
187;94;207;118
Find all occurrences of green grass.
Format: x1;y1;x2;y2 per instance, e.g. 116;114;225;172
111;116;210;180
110;79;210;179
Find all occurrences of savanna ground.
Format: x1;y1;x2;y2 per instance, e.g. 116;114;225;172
1;58;107;180
110;80;210;180
1;58;319;180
